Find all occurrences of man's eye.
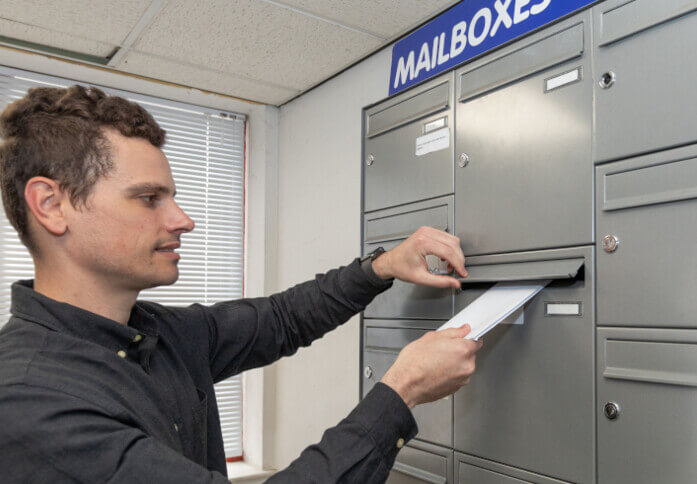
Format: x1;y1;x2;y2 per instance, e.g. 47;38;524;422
142;195;157;204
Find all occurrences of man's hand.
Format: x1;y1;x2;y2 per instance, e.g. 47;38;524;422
380;325;482;409
372;226;466;289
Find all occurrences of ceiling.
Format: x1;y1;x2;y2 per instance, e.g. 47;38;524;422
0;0;460;105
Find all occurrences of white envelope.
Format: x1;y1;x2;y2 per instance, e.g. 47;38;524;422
438;280;550;340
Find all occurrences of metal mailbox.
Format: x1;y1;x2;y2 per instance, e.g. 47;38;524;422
593;0;697;162
596;144;697;328
453;247;594;484
364;74;454;212
362;320;452;448
388;441;453;484
456;453;571;484
597;327;697;484
454;13;593;256
363;197;454;320
359;1;697;482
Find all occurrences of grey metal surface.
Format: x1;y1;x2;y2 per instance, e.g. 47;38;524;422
363;322;452;448
459;258;584;284
594;0;697;162
453;247;594;484
388;441;453;484
368;81;450;138
597;327;697;483
363;197;454;319
364;74;454;212
596;144;697;327
456;453;571;484
364;197;452;244
458;23;584;103
455;12;593;256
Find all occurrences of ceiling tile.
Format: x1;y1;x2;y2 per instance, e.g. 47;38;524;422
0;18;114;57
131;0;382;91
118;51;300;105
0;0;150;45
276;0;460;38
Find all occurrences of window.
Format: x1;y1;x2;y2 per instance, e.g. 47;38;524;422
0;66;245;460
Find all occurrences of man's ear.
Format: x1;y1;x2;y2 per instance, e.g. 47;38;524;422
24;177;69;236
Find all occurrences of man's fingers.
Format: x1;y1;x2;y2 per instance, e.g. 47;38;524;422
422;237;467;279
415;271;461;289
440;325;471;338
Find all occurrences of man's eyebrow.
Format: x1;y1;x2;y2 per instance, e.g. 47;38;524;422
125;183;176;197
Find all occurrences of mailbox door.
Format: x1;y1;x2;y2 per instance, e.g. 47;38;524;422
454;13;592;256
364;73;454;212
596;144;697;328
388;441;453;484
597;328;697;484
363;197;454;319
453;247;594;484
593;0;697;162
456;453;571;484
362;321;452;447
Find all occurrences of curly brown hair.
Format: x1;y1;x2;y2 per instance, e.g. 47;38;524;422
0;85;166;252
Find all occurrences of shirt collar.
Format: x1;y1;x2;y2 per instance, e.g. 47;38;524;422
10;280;159;356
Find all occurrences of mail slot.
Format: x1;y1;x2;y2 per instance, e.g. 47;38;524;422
364;73;454;212
363;197;454;320
593;0;697;162
362;321;452;447
454;12;593;256
388;441;453;484
597;327;697;483
453;247;594;483
456;452;572;484
596;144;697;328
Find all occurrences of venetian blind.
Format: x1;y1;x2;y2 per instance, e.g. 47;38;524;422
0;66;244;459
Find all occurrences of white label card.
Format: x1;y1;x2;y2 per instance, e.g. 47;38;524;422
423;117;446;133
546;303;581;316
545;68;581;92
416;127;450;157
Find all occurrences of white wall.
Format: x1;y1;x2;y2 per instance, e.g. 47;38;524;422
272;48;392;469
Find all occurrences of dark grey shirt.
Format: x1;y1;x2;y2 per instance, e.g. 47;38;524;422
0;259;417;483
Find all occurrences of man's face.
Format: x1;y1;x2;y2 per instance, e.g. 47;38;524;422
63;129;195;292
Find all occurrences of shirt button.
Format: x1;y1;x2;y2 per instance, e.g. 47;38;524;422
396;438;405;449
133;334;143;343
117;350;127;358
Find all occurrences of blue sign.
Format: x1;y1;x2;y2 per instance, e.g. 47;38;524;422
389;0;597;95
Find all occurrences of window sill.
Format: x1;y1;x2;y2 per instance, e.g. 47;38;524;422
227;461;275;483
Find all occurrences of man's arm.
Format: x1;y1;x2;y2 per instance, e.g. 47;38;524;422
267;383;417;483
186;226;468;383
0;384;231;484
185;257;393;383
268;324;482;482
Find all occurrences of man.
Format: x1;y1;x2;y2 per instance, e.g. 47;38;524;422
0;86;481;483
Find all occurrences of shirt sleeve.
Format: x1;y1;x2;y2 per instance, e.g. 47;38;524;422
191;258;392;382
0;383;231;484
267;382;418;483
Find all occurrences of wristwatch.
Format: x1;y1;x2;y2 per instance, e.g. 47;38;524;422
360;246;386;264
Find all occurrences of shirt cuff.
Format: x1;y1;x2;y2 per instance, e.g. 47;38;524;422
360;257;394;289
348;382;418;466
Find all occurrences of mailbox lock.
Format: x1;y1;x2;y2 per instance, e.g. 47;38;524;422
604;402;620;420
364;366;373;379
599;71;616;89
602;235;619;253
366;154;375;166
458;153;470;168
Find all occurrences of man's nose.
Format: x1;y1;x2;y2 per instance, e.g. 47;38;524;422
168;200;195;234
